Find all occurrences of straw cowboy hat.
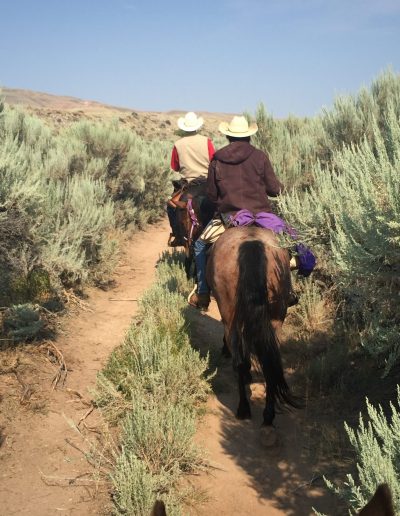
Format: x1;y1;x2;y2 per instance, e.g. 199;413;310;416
177;112;204;132
219;115;258;137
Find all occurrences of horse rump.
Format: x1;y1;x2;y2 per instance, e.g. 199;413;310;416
233;240;300;410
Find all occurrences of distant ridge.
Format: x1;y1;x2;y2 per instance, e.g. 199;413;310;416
1;87;134;113
0;87;232;140
1;87;233;118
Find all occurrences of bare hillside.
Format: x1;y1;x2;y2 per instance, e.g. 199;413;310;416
2;87;232;140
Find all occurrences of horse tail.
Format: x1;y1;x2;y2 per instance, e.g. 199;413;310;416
233;240;299;409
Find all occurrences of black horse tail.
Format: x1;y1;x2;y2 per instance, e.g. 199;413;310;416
233;240;300;409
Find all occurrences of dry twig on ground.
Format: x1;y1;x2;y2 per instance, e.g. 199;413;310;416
40;341;68;389
62;289;93;313
0;356;34;404
40;471;107;487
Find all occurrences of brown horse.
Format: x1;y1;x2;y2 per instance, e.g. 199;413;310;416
206;226;299;425
172;177;214;277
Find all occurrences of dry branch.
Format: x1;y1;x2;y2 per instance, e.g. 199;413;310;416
62;289;93;312
40;471;106;487
78;406;95;427
109;298;138;301
40;341;68;389
0;357;34;404
65;388;92;407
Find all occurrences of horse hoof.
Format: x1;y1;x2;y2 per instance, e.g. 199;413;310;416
260;425;278;448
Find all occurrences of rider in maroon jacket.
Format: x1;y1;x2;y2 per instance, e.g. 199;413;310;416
189;116;286;310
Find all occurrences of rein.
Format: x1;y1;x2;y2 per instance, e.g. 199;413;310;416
186;198;200;245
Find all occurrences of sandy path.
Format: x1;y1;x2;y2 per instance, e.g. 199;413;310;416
0;221;169;516
1;220;336;516
189;302;336;516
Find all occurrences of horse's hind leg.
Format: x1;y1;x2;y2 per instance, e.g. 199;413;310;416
221;335;232;358
237;363;251;419
263;387;275;426
231;332;251;419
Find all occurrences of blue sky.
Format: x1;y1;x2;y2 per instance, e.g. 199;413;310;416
0;0;399;117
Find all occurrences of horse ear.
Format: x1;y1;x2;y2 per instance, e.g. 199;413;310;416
151;500;167;516
358;484;394;516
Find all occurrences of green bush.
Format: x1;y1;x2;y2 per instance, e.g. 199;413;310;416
64;119;172;228
122;400;200;476
250;103;322;188
0;100;172;309
3;303;45;342
98;315;210;423
321;69;400;159
276;70;400;372
112;454;181;516
96;255;211;514
319;389;400;514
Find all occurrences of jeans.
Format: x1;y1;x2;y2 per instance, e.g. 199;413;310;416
193;218;226;295
194;238;209;294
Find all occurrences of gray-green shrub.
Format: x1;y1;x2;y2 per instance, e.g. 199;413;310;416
318;389;400;514
0;99;172;309
96;256;211;514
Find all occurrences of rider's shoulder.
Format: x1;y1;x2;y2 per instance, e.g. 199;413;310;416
251;146;271;161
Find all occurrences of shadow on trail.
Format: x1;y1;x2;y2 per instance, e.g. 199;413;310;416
186;302;338;516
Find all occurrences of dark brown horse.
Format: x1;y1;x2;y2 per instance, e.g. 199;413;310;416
206;226;300;426
172;177;214;277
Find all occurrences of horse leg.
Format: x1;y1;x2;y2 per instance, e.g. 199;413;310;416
221;335;232;358
262;319;282;426
243;355;253;385
263;386;275;426
236;362;251;419
231;331;251;420
184;247;195;280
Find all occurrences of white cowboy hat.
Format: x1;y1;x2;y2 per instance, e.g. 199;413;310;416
177;111;204;132
219;115;258;137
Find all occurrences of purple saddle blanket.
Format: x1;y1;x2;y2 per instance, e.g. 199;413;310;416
228;210;316;277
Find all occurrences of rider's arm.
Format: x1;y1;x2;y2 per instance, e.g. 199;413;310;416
208;139;216;161
170;146;180;171
206;160;218;202
263;154;283;197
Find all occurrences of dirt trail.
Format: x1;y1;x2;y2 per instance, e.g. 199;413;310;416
0;221;170;516
1;220;336;516
189;303;336;516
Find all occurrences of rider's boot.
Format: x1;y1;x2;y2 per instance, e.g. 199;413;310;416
288;289;299;307
188;292;210;310
169;237;185;247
